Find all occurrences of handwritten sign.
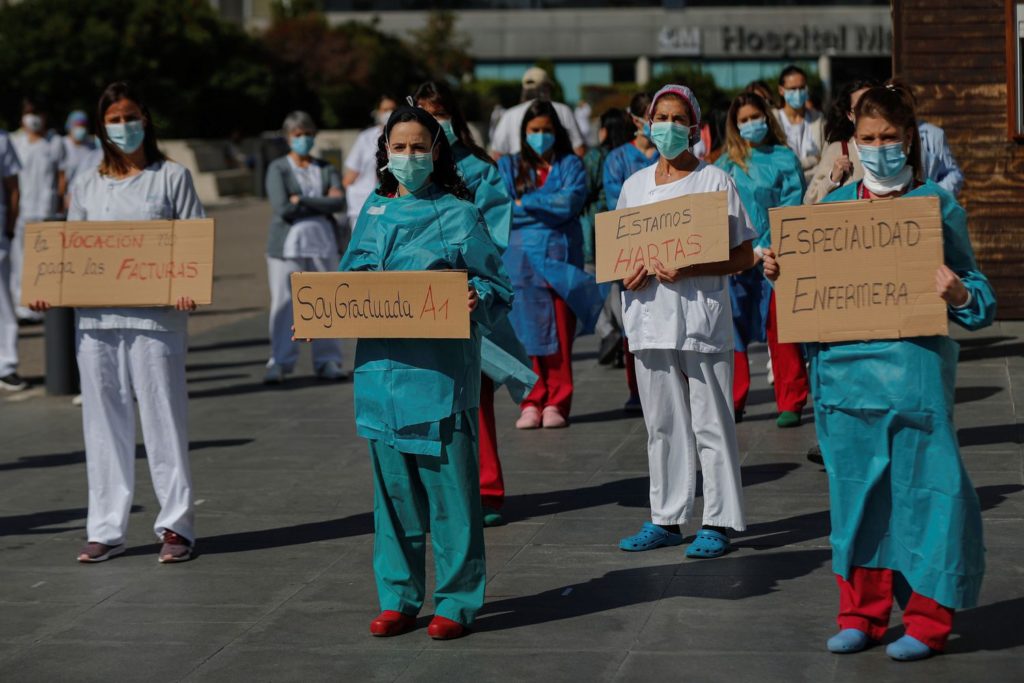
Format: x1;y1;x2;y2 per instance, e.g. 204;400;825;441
770;196;946;343
20;219;215;307
291;271;469;339
594;192;729;284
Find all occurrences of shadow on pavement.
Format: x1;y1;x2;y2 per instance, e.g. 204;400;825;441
0;505;142;537
958;424;1024;447
188;337;270;353
0;439;253;473
951;597;1024;653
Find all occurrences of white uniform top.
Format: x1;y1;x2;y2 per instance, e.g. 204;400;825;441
0;131;22;230
61;136;102;188
68;160;206;333
617;162;756;354
343;126;382;224
489;100;585;155
282;155;336;259
773;108;821;166
12;130;64;220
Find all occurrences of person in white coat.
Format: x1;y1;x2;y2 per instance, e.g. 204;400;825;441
12;98;64;321
616;85;756;559
263;111;346;384
773;66;824;183
0;130;23;391
30;82;204;564
61;110;102;204
489;67;586;158
342;94;397;230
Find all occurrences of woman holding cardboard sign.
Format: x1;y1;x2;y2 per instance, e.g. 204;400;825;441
715;92;810;428
762;83;995;661
340;105;513;640
615;85;756;559
497;100;601;429
29;82;205;564
415;80;535;528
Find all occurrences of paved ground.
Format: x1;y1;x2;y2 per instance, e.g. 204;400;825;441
1;201;1022;682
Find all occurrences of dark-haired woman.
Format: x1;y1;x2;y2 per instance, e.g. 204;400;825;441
763;83;995;661
340;106;513;640
581;107;631;267
804;79;879;204
715;92;808;427
498;100;600;429
415;80;534;527
602;93;659;411
29;82;205;564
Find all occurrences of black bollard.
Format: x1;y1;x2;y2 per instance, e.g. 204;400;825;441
44;307;78;395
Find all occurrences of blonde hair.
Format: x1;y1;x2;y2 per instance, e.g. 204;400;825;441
723;92;785;172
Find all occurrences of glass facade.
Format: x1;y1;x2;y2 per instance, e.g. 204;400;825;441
323;1;885;8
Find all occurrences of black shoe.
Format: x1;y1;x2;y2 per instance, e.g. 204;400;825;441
597;333;622;365
807;445;824;465
0;373;28;391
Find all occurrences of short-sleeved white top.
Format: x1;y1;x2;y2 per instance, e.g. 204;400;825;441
283;155;336;259
343;126;382;223
12;131;64;220
67;160;207;332
616;162;756;353
0;131;22;229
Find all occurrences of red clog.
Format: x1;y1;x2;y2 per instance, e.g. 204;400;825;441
427;615;468;640
369;610;416;637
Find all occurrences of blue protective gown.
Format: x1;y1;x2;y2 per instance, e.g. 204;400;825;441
340;184;514;457
715;145;805;351
603;141;659;212
497;152;603;357
454;142;537;402
812;180;996;609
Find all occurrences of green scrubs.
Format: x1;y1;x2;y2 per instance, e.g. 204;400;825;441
341;184;514;625
813;180;996;609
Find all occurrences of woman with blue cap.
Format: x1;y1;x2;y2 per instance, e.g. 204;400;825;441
414;80;536;528
714;92;809;427
498;100;601;429
762;82;996;661
340;105;513;640
616;84;757;559
61;110;101;202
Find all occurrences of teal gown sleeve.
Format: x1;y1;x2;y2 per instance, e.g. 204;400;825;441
938;194;996;330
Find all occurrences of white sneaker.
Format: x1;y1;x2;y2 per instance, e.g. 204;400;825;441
316;361;349;381
71;394;83;406
263;364;286;385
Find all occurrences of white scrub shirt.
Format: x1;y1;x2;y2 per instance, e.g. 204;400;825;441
343;126;382;225
282;156;337;259
12;131;64;220
0;132;22;230
61;136;102;188
616;162;756;354
773;109;820;166
489;99;585;155
67;161;207;333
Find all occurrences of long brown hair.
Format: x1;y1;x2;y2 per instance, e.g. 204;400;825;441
515;99;573;196
853;80;924;182
96;82;166;177
723;92;785;172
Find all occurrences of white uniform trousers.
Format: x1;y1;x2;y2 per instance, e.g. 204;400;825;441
77;328;195;544
0;234;18;375
633;348;746;531
10;217;41;320
266;256;343;371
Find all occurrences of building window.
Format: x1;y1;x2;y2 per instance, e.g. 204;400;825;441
1012;2;1024;139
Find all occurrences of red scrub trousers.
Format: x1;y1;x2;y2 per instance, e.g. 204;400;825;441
733;292;809;414
522;293;576;418
478;375;504;509
836;567;955;651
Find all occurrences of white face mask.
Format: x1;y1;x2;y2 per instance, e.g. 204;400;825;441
22;114;43;133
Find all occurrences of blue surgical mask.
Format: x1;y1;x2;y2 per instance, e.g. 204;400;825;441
439;119;457;145
106;121;145;154
389;152;434;192
784;88;808;110
650;122;691;159
290;135;315;156
738;118;769;144
526;132;555;156
70;126;88;143
858;142;908;179
632;115;651;140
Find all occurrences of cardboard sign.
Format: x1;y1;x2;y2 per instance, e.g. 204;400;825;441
770;196;946;343
291;271;470;339
594;191;730;283
20;219;215;307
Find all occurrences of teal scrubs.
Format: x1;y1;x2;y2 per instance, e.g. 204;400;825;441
813;180;996;609
716;145;804;350
454;142;537;402
340;184;514;625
